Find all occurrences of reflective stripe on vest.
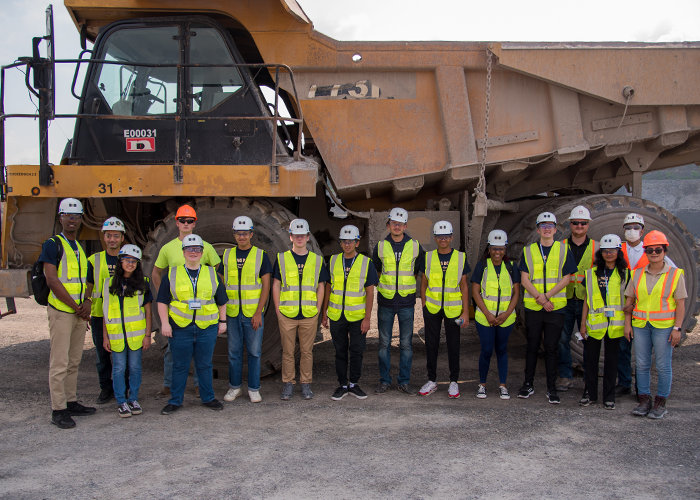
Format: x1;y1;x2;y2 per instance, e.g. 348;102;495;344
327;253;370;322
621;243;649;270
377;239;419;299
47;234;88;313
522;241;567;311
564;239;597;300
475;259;516;327
584;267;627;339
224;246;264;318
102;277;147;352
168;265;219;328
425;250;465;318
278;251;322;318
631;266;682;328
88;251;112;317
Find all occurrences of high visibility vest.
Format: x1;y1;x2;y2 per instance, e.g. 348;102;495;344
102;276;147;352
522;241;567;311
424;250;465;318
47;235;88;313
475;259;516;327
564;238;597;300
377;239;419;299
223;246;264;318
327;253;370;322
278;251;322;318
631;266;683;329
88;251;112;317
584;267;627;339
168;265;219;329
621;242;649;270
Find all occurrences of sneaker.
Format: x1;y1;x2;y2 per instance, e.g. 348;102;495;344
127;401;143;415
476;385;487;399
118;402;132;418
632;394;653;417
50;410;76;429
348;385;368;400
448;382;460;399
95;388;113;405
374;382;390;395
517;384;534;399
66;401;97;416
224;388;243;402
280;382;294;401
194;386;200;398
203;399;224;411
555;377;573;392
160;404;181;415
646;396;668;419
579;391;592;406
547;391;561;404
301;384;314;400
248;390;262;403
331;386;349;401
155;386;170;400
499;386;510;400
615;384;632;396
398;384;418;396
604;402;615;410
419;381;438;396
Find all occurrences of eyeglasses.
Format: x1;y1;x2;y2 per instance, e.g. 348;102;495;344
570;221;589;226
121;258;138;265
234;231;251;237
184;247;203;254
435;235;451;241
339;239;356;245
601;249;618;255
624;224;643;231
645;247;665;255
388;221;405;227
177;218;196;225
61;214;82;221
489;247;506;253
538;223;556;230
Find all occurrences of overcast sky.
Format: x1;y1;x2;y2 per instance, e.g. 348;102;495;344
1;0;698;165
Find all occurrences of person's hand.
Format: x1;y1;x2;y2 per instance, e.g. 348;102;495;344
251;311;262;331
495;312;510;326
669;329;681;347
361;317;370;334
142;335;152;351
161;322;173;338
579;325;587;340
484;311;497;326
321;313;329;329
103;338;112;353
536;294;548;306
458;313;469;329
218;322;227;335
624;325;633;341
543;301;554;312
77;301;91;321
623;304;634;314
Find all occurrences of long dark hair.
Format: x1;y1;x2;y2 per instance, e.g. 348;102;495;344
109;258;147;297
594;248;628;279
480;246;514;264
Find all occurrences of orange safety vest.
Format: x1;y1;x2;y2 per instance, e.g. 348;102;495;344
621;242;649;270
631;266;683;328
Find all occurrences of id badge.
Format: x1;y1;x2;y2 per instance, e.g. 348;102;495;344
604;307;615;318
189;300;202;310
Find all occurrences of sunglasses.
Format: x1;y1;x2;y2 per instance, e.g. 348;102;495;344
184;247;203;254
624;224;643;231
490;247;506;253
601;249;618;255
234;231;251;237
435;235;451;241
570;221;589;226
121;258;139;265
538;223;556;230
645;247;665;255
177;218;196;225
339;239;357;245
61;214;82;221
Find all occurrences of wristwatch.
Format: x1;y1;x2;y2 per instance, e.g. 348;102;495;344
218;319;226;323
673;326;681;332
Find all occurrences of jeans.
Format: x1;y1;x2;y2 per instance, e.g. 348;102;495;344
227;314;264;391
423;307;460;383
91;316;120;390
164;343;199;388
112;347;143;404
558;299;585;379
523;309;565;392
617;336;633;389
168;323;218;406
476;322;513;384
634;323;674;398
377;305;414;386
585;335;621;403
330;316;367;386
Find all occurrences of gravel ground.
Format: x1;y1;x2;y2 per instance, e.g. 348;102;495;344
1;297;699;499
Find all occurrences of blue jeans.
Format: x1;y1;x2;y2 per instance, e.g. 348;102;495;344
168;323;218;406
112;347;142;405
227;314;264;391
634;323;674;398
476;322;513;384
164;343;199;387
617;336;633;388
558;299;585;379
377;305;414;386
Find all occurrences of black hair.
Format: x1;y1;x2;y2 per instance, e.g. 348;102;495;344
480;245;514;263
594;248;628;279
109;257;147;297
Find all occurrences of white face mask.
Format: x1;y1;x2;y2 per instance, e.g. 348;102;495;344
625;229;641;242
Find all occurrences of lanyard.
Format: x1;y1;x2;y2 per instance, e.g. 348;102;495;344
345;253;357;281
187;266;201;296
538;243;548;264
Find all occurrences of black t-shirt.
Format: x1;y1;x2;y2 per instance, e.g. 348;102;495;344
567;236;591;266
336;255;380;288
87;253;119;284
470;259;521;285
216;247;273;278
371;234;425;308
272;252;330;320
518;242;578;315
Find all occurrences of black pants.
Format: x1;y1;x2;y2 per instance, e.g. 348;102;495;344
330;316;367;386
585;335;621;403
91;316;127;391
524;309;564;392
423;307;460;383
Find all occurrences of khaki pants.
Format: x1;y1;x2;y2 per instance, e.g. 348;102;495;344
47;307;87;410
278;313;318;384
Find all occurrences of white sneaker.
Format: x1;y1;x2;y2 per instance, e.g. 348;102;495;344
477;384;487;399
499;386;511;400
248;390;262;403
419;381;438;396
223;388;242;402
448;382;460;399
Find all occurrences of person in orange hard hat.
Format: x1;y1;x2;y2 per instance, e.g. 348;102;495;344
624;230;686;420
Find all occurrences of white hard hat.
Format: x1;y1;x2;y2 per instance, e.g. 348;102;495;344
433;220;453;236
182;234;204;249
289;219;310;235
623;213;645;227
339;225;360;240
58;198;83;214
388;208;409;224
102;217;126;233
118;244;142;260
487;229;508;246
600;234;622;249
536;212;557;226
233;216;254;231
569;205;592;221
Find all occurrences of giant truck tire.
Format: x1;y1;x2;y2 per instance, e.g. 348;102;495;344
142;197;321;379
508;194;699;372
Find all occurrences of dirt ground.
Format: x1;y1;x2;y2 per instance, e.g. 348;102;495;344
1;297;699;499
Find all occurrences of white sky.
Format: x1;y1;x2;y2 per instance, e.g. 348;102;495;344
1;0;698;165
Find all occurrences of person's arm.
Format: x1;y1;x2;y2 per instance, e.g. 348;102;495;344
321;282;331;328
361;285;374;334
102;318;111;353
420;271;428;306
670;299;685;347
520;271;548;306
624;295;635;341
158;302;172;337
252;273;270;331
218;304;227;335
45;263;89;319
458;274;469;327
272;279;281;316
315;281;325;314
580;299;589;339
151;266;165;297
143;302;152;350
499;283;520;324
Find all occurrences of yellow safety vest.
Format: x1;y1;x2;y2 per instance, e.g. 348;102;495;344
377;239;419;299
475;259;516;327
327;253;370;322
47;235;88;313
564;238;597;300
631;266;683;329
168;265;219;329
88;251;112;317
584;267;627;339
424;250;465;318
102;276;147;352
278;251;322;318
523;241;567;311
223;246;264;318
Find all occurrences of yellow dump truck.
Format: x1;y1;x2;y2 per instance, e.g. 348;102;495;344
1;0;699;375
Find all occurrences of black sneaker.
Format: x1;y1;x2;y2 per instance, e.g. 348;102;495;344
517;385;534;399
604;402;615;410
117;402;132;418
127;401;143;415
66;401;97;416
161;404;182;415
547;391;561;404
95;388;113;405
579;391;591;406
615;385;632;396
331;386;349;401
398;384;418;396
51;410;76;429
348;385;368;400
374;382;390;395
203;399;224;411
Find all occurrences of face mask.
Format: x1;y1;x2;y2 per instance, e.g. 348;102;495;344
625;229;641;242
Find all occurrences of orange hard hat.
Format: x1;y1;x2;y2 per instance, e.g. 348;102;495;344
643;230;669;247
175;205;197;220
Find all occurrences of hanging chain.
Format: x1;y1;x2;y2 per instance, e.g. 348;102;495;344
475;45;493;196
